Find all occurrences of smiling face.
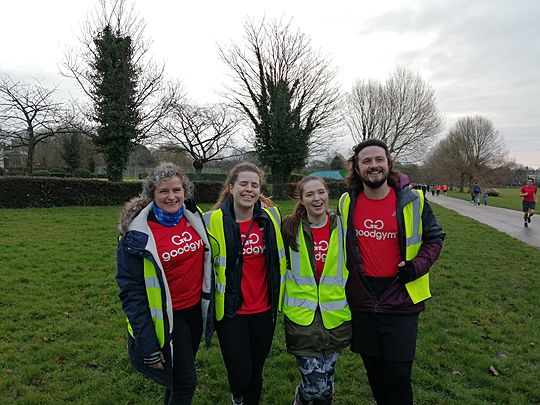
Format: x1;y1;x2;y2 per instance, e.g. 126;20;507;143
153;176;185;214
229;171;261;212
300;179;329;223
356;145;390;189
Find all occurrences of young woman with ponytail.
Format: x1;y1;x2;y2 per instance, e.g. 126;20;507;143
281;176;352;405
204;162;286;405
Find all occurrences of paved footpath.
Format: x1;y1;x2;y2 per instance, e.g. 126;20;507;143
429;196;540;249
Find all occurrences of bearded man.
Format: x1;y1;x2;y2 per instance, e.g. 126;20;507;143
338;139;445;405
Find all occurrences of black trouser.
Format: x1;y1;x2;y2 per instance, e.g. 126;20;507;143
351;312;418;405
216;310;275;405
361;355;413;405
164;303;203;405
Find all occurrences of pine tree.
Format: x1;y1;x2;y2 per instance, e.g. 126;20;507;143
90;25;140;182
61;133;81;171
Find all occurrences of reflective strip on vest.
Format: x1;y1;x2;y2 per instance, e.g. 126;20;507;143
403;190;430;304
283;215;350;329
126;258;165;348
338;193;351;231
206;210;227;321
263;207;288;313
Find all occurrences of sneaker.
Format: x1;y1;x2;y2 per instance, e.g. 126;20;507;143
231;394;243;405
524;222;528;228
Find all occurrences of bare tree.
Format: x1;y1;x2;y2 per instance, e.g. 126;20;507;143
0;76;71;174
219;18;342;183
61;0;180;180
425;115;508;191
160;103;241;174
345;67;443;162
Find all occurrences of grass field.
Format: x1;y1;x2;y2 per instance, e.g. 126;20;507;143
446;188;527;211
1;201;539;404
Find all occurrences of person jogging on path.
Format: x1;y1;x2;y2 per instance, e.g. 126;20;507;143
472;182;481;206
520;177;537;227
338;139;445;405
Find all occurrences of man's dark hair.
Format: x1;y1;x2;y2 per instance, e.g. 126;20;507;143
346;139;400;191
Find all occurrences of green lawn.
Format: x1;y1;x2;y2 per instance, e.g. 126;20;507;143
1;202;539;404
447;188;527;211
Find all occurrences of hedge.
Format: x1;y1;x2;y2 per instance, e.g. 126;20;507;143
0;177;348;208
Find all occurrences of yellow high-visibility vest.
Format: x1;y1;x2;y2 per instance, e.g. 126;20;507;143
204;207;287;321
339;190;430;304
127;258;165;347
282;216;351;329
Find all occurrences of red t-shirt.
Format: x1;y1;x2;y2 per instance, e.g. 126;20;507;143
354;189;401;277
521;185;537;202
310;215;330;281
148;216;204;311
237;219;271;314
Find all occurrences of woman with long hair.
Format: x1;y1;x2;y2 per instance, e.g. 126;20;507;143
116;162;214;405
204;162;286;405
281;175;351;405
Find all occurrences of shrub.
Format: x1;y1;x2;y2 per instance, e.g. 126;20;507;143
138;172;148;179
6;167;27;176
33;170;51;177
0;177;346;208
270;183;295;200
72;168;94;178
49;167;68;178
269;181;347;200
0;177;225;208
186;172;227;182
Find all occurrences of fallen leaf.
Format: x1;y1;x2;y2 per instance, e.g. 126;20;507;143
489;365;500;376
497;352;508;360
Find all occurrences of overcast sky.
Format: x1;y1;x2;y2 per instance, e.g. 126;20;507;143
1;0;538;168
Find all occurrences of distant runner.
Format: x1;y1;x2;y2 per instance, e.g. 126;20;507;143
520;178;537;227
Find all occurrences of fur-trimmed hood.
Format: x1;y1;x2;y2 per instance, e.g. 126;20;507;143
118;196;151;235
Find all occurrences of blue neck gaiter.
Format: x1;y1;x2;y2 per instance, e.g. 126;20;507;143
152;204;184;227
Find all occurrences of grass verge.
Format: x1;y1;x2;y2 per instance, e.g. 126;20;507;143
0;202;538;404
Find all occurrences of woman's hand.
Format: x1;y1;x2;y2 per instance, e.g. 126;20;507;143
145;351;166;370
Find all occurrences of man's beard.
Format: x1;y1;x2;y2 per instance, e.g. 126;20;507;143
363;178;387;189
362;170;388;189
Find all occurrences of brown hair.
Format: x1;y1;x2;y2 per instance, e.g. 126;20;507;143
346;139;399;191
211;162;274;210
282;175;328;252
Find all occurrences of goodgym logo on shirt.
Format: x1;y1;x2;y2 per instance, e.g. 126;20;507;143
314;240;328;262
162;231;204;262
356;218;397;241
241;233;266;255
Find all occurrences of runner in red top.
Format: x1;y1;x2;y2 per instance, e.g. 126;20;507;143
237;219;270;314
520;177;538;227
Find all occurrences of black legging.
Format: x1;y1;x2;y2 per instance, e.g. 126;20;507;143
216;310;275;405
164;303;203;405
